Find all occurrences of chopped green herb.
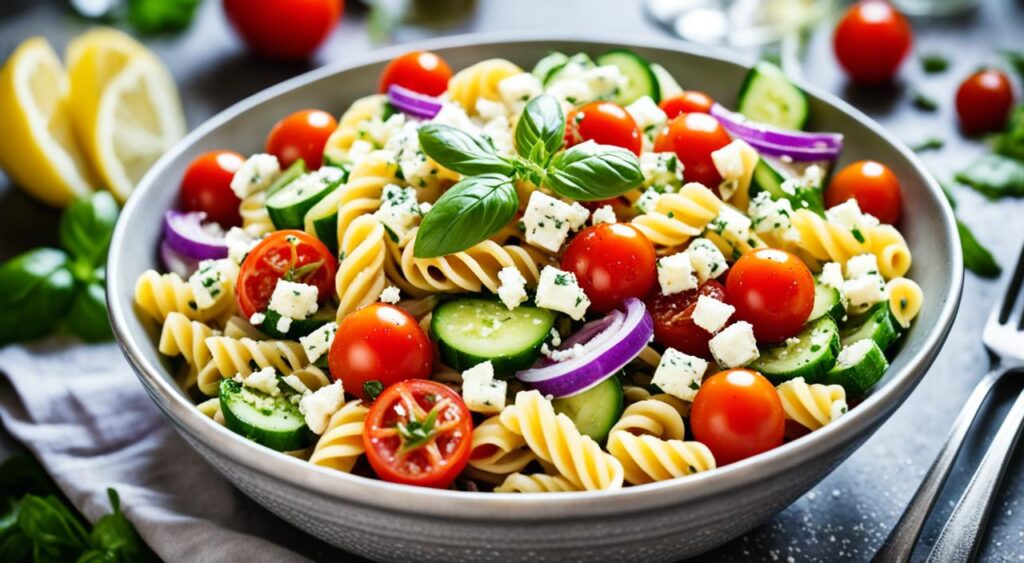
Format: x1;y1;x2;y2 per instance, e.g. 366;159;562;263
911;90;938;112
919;53;950;73
363;380;385;401
910;137;944;152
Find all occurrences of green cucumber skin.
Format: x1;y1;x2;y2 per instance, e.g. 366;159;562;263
751;160;826;215
650;63;683;100
219;379;312;452
312;213;339;257
266;159;308;197
736;61;809;130
259;308;335;339
552;376;624;444
533;52;570;84
823;341;890;397
840;303;901;351
268;181;340;230
595;49;659;105
809;283;843;323
750;317;841;384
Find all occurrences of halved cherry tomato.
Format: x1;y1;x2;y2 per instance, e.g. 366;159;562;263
690;369;785;465
725;249;814;343
825;160;902;224
956;69;1014;136
833;0;912;85
363;379;473;489
265;109;338;169
179;150;245;228
659;91;715;119
236;230;337;318
379;51;453;97
645;280;725;360
654;112;731;191
561;223;657;312
223;0;342;61
330;303;433;400
565;101;643;156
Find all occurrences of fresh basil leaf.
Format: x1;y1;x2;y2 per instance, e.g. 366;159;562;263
544;141;644;201
127;0;201;34
956;153;1024;198
66;282;112;343
88;489;154;562
17;495;89;554
414;174;518;258
994;106;1024;161
514;94;565;165
0;498;20;540
60;192;119;269
0;249;77;345
418;124;515;176
958;219;1001;278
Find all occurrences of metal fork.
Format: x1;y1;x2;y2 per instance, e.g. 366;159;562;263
874;244;1024;563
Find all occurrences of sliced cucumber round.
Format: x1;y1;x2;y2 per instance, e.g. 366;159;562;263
552;375;623;445
267;167;344;230
823;339;889;397
809;282;844;323
259;306;336;340
303;187;343;257
431;298;555;378
840;303;901;352
544;52;596;85
650;63;683;100
595;49;659;104
737;61;809;130
749;316;841;383
532;51;570;84
266;159;308;198
219;378;312;452
751;158;826;215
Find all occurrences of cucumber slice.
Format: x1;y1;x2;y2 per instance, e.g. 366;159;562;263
650;63;683;100
595;49;659;104
751;158;825;215
823;339;889;397
259;306;336;339
809;282;844;323
303;187;344;256
749;316;841;383
544;52;596;85
737;61;809;130
266;167;345;230
267;159;308;198
219;378;312;452
552;375;623;444
532;51;569;84
431;298;555;378
840;303;901;351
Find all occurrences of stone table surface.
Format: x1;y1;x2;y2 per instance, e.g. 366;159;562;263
2;0;1023;561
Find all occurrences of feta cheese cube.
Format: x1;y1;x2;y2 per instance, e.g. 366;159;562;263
626;96;667;150
374;184;421;244
300;321;338;364
640;152;683;192
825;199;879;237
708;206;753;243
634;188;662;214
432;103;478;134
379;286;401;304
567;202;590;231
651;348;709;402
844;274;887;309
846;254;880;279
481;117;515;156
497;266;528;310
535;266;590;320
188;259;237;310
299;380;345;435
249;312;266;326
657;252;698;295
268;279;319;320
230;154;280;198
476;98;509;121
711;140;758;202
546;79;594;111
497;73;543;113
541;343;586;362
709;321;760;368
580;65;627;100
461;361;507;414
748;192;794;234
591;205;617;225
225;227;259;265
523;191;578;252
692;295;734;334
687;238;729;282
348;139;375;164
383;122;440;188
276;316;292;334
242;367;280;396
819;262;845;292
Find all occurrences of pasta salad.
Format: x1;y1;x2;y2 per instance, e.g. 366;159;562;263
135;49;924;492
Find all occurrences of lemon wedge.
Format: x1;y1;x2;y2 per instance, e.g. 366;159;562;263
0;37;97;207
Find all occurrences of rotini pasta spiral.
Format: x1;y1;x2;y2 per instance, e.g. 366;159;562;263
606;432;716;485
630;183;723;249
199;336;308;396
322;95;387;165
158;313;214;389
134;270;233;325
447;59;523;114
223;315;263;340
776;377;848;431
494;473;581;493
197;397;224;425
286;365;332;393
887;277;924;329
786;210;911;279
335;151;402;245
240;190;274;236
499;391;624;491
609;399;686;441
335;215;387;321
468;414;536;477
309;400;369;472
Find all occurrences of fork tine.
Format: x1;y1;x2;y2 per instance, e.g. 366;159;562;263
1000;243;1024;324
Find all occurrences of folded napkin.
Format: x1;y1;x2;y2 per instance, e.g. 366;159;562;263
0;338;347;562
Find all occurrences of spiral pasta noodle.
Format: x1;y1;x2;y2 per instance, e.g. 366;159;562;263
240;191;275;236
199;336;308;396
494;473;581;493
158;313;214;385
286;365;332;393
468;414;536;478
309;400;369;472
776;377;848;431
499;391;624;491
134;270;233;325
335;215;388;321
447;59;523;114
335;151;402;245
609;399;687;441
223;315;263;340
197;397;224;425
322;95;387;165
786;210;911;279
630;183;723;249
887;277;924;329
606;432;716;485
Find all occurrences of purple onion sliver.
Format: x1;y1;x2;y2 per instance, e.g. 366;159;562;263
710;103;844;149
387;84;443;119
163;210;228;261
738;134;841;162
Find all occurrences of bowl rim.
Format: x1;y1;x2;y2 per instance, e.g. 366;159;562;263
107;31;963;520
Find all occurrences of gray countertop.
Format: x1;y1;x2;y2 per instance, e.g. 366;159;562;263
2;0;1023;560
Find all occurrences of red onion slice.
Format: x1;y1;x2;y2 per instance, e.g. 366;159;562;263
163;210;228;261
160;240;200;278
387;84;443;119
710;103;843;162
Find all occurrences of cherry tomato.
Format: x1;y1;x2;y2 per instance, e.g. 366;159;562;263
645;280;726;361
179;150;245;228
833;1;912;85
561;223;657;312
223;0;342;60
236;230;337;318
955;69;1015;136
265;109;338;169
659;91;715;119
690;369;785;465
330;304;433;400
565;102;643;156
378;51;453;97
825;160;902;224
654;113;731;191
363;379;472;489
725;249;814;343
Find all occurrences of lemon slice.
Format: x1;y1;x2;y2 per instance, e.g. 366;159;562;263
68;30;185;202
0;37;97;207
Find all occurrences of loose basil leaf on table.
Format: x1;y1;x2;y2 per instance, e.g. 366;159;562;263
414;174;518;258
994;106;1024;161
544;141;644;201
84;489;155;562
957;219;1001;278
0;248;77;345
514;93;565;166
956;153;1024;198
66;282;114;342
17;495;90;556
59;191;119;268
418;123;515;177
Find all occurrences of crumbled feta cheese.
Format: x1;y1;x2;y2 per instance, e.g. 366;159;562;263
497;266;528;310
634;188;662;214
347;139;375;163
188;259;237;310
651;348;709;402
379;286;401;305
284;168;344;206
461;361;507;414
591;205;617;225
626;96;667;150
300;321;338;364
230;154;280;198
657;252;698;295
535;266;590;320
580;65;628;100
548;328;562;347
383;122;439;189
299;380;345;435
567;202;590;231
819;262;845;300
476;98;509;120
546;79;594;112
748;192;794;234
640;152;683;192
709;321;760;368
225;227;259;265
844;274;888;309
481;117;515;155
687;238;729;282
432;103;478;134
281;374;310;395
802;164;825;188
711;140;758;202
242;367;280;396
276;316;292;334
825;199;879;238
522;191;582;252
249;312;266;326
708;206;753;243
374;184;421;244
692;295;735;334
268;279;319;320
836;339;873;368
541;343;586;362
419;201;433;215
846;254;880;279
497;73;544;114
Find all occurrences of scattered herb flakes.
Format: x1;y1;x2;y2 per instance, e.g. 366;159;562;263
919;53;950;74
911;90;939;112
910;137;945;152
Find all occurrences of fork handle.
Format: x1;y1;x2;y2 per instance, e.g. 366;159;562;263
871;368;1004;563
926;381;1024;563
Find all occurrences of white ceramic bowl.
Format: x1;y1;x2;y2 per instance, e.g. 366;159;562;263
107;33;962;562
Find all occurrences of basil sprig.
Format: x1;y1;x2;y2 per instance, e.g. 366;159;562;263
414;94;643;257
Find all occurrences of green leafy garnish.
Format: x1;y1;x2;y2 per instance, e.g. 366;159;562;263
911;90;938;111
127;0;201;34
514;94;566;166
397;408;440;450
957;219;1001;277
417;124;515;177
544;142;644;201
994;106;1024;161
919;53;950;74
910;138;944;152
414;174;518;258
956;153;1024;198
363;380;385;401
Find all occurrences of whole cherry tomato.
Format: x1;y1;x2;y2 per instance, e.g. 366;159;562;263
565;101;643;156
379;51;453;97
825;160;902;224
654;113;731;191
223;0;342;60
833;0;912;85
265;109;338;169
179;150;244;228
236;230;337;318
690;369;786;465
562;223;657;312
645;280;726;361
955;69;1015;135
659;91;715;119
725;249;814;343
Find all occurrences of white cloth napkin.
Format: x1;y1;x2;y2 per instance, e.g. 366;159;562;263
0;338;346;563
